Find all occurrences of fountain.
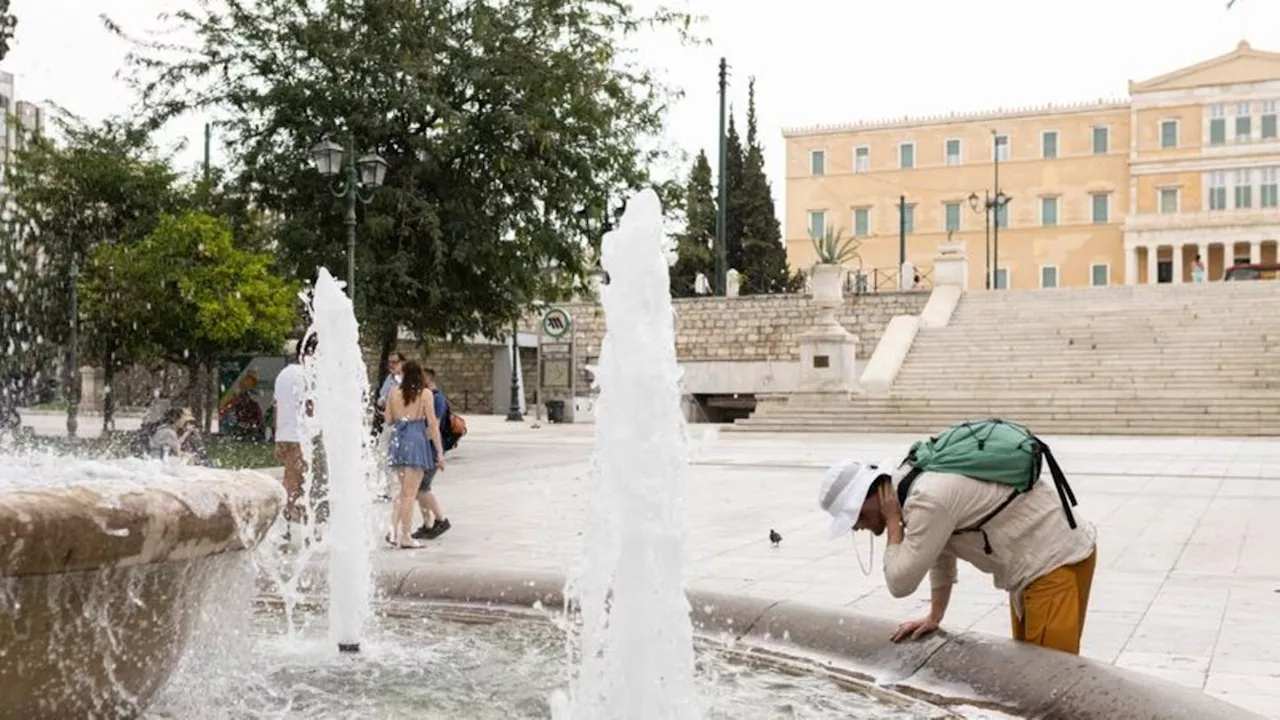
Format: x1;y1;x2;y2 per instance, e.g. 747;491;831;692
553;188;700;718
0;456;282;718
306;268;373;653
1;192;1268;720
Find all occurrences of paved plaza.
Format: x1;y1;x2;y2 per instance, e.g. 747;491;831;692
360;415;1280;718
20;410;1280;716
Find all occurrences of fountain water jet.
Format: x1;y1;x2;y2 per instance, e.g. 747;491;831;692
307;268;374;653
554;188;701;719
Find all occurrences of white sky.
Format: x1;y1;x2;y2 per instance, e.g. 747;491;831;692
5;0;1279;218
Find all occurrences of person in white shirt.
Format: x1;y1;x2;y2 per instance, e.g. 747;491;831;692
274;334;317;524
375;352;405;500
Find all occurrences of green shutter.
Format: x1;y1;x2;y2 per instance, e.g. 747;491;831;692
811;151;825;175
1211;118;1226;144
945;203;960;231
1263;114;1277;139
1161;121;1178;148
1091;194;1108;223
1041;197;1057;226
903;205;915;233
1092;127;1108;154
809;211;825;238
854;208;869;236
1091;264;1108;286
1042;132;1057;158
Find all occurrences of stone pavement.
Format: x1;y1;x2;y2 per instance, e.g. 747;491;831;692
309;416;1280;717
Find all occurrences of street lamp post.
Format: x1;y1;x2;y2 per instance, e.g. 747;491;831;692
967;131;1012;290
309;133;389;300
507;316;523;422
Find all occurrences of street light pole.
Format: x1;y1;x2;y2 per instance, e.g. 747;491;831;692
309;133;389;302
992;130;1001;290
506;317;523;422
344;132;359;299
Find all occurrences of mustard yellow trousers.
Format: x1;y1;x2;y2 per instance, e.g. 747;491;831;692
1009;548;1097;655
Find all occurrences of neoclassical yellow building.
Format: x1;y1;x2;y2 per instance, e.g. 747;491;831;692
784;41;1280;289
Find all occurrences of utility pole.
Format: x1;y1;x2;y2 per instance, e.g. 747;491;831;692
715;57;729;297
898;194;907;280
990;129;1011;290
203;123;212;184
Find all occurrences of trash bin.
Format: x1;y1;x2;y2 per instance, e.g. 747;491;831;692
545;400;566;424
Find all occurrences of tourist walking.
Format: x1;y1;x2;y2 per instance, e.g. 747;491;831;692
412;367;453;540
818;419;1097;655
273;334;318;528
383;360;445;549
1192;253;1207;283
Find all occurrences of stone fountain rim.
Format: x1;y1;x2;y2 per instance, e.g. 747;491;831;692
370;564;1263;720
0;467;285;577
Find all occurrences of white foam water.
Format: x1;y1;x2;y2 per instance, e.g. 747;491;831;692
553;189;701;719
308;268;373;651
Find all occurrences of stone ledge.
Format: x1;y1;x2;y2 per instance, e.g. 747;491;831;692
372;565;1263;720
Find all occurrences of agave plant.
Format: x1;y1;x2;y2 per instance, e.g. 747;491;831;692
809;226;861;266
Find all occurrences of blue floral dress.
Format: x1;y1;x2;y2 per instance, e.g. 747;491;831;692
387;395;434;470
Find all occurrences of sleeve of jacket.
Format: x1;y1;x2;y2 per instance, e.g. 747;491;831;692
882;494;957;599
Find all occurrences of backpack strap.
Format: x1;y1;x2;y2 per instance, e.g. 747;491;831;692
1038;440;1079;530
957;491;1021;555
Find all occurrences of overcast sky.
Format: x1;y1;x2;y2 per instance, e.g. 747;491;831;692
5;0;1279;217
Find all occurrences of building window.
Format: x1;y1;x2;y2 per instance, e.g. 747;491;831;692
1210;104;1227;145
993;134;1009;162
901;203;915;233
1091;193;1109;223
1040;266;1058;289
945;138;961;166
1236;169;1254;209
853;207;870;237
1209;171;1227;210
944;202;961;232
1160;119;1179;149
1236;102;1252;142
1092;126;1108;154
1263;101;1278;140
808;210;826;238
1040;196;1059;226
1262;168;1278;208
1159;188;1180;214
1090;263;1109;287
993;268;1009;290
810;150;825;175
1041;131;1058;159
994;202;1008;228
899;142;915;170
854;146;869;173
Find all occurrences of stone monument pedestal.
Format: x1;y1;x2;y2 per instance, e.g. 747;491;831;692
933;239;969;289
797;312;859;393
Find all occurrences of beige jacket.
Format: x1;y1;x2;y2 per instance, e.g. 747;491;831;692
882;466;1097;618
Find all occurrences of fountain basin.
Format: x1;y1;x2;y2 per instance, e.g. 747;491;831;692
338;564;1260;720
0;461;284;720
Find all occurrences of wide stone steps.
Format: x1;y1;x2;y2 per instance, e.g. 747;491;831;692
738;281;1280;436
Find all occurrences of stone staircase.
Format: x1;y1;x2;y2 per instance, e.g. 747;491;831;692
733;281;1280;436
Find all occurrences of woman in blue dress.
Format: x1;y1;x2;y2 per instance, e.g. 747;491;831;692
384;361;445;548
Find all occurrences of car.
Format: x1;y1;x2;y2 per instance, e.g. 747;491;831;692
1223;263;1280;281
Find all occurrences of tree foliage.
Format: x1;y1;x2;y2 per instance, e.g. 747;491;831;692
669;78;801;296
739;79;801;294
669;150;715;297
3;114;182;425
0;0;17;63
111;0;697;356
97;211;299;373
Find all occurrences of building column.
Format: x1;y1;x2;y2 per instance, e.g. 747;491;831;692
1251;240;1262;265
1147;244;1159;285
1125;246;1139;285
1171;243;1184;284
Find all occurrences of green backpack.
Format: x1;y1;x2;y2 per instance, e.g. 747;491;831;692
896;419;1078;555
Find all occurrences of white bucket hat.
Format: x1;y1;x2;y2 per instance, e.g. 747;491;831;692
818;459;891;538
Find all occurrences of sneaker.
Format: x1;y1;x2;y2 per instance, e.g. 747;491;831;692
423;518;452;540
410;524;432;540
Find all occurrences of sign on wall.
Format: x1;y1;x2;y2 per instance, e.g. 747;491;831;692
541;307;572;338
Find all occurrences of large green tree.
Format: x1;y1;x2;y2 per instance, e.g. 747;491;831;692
721;112;746;283
669;150;715;297
112;0;696;372
739;78;800;294
92;211;299;411
0;0;17;62
4;115;181;433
